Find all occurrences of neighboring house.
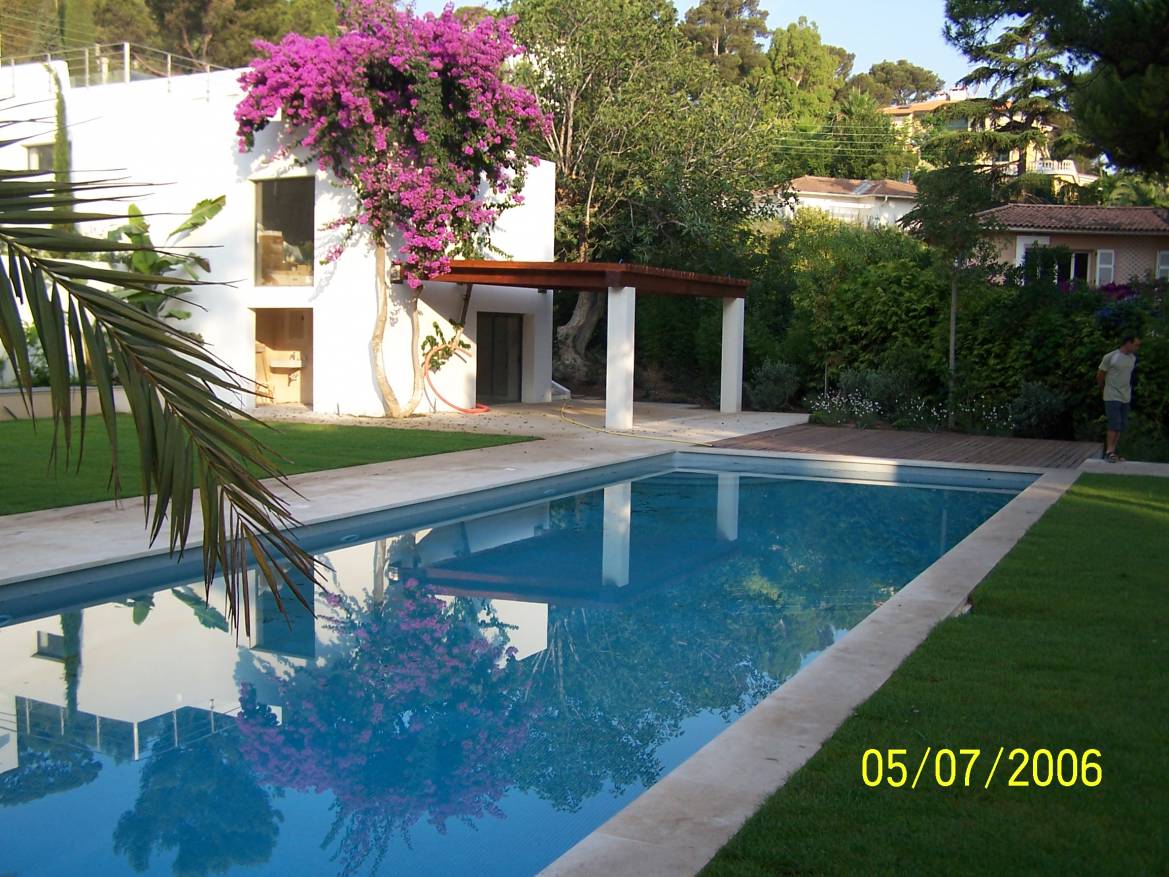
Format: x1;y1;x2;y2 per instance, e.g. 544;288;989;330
979;204;1169;286
784;175;918;227
881;92;1097;190
1;59;556;417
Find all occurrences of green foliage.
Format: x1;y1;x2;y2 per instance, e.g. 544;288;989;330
901;163;999;265
775;91;918;181
512;0;774;265
1085;172;1169;207
944;0;1169;176
1073;64;1169;176
94;0;160;44
762;17;847;121
948;13;1079;172
682;0;771;85
23;323;52;386
848;59;944;106
104;197;224;330
1009;380;1065;437
803;254;946;389
745;360;801;411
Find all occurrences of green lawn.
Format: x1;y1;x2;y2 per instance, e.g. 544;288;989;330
703;473;1169;877
0;416;532;515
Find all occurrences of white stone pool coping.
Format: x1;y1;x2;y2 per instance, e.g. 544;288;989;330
1;428;1080;877
537;447;1078;877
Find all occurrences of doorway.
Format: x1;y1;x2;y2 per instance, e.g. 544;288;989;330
254;308;313;406
476;312;523;404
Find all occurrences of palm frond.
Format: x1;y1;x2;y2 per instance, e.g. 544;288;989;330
0;168;319;632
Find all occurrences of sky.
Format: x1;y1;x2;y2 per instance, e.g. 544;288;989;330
756;0;972;88
408;0;974;91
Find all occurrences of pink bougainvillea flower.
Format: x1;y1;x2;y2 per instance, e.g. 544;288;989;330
235;1;550;286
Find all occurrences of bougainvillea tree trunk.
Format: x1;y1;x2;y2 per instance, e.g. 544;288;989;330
371;245;403;418
371;245;428;419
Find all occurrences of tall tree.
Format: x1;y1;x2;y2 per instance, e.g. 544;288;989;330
915;9;1086;205
779;91;917;181
848;59;944;105
94;0;161;46
899;164;1000;425
681;0;770;84
944;1;1169;175
763;18;848;122
510;0;775;380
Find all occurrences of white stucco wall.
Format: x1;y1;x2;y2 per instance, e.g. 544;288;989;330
1;62;555;414
790;192;916;227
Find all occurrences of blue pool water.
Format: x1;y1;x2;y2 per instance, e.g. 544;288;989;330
0;457;1026;876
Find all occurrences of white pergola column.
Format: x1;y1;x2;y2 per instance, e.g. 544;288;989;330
601;482;632;587
720;296;745;413
606;285;636;430
716;473;740;542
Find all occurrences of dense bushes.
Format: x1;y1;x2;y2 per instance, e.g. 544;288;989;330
628;210;1168;449
746;360;802;411
1009;382;1066;438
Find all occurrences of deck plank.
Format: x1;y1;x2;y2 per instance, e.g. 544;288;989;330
712;424;1101;470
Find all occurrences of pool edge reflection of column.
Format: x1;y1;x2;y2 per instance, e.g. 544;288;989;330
601;482;632;588
717;473;741;543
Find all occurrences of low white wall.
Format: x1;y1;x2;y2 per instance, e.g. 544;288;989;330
0;386;130;421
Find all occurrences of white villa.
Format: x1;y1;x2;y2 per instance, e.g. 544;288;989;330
3;56;747;429
783;175;918;227
2;59;557;417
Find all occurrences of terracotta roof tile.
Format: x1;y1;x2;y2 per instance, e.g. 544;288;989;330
791;175;917;199
978;204;1169;234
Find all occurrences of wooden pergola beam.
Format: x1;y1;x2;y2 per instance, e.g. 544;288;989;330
430;259;749;299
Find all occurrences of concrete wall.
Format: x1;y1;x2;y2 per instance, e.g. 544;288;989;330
1;62;555;416
989;231;1169;285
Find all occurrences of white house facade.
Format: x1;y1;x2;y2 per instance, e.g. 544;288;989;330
1;61;556;416
783;175;918;227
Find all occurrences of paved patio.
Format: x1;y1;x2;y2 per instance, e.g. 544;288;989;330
715;423;1102;469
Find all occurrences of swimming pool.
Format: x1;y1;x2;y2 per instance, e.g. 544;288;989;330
0;453;1033;876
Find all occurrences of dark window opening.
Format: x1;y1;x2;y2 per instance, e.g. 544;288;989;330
476;312;523;404
256;178;314;286
27;144;54;172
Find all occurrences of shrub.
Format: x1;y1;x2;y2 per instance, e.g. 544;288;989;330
952;395;1012;436
807;391;881;428
1010;382;1065;438
746;360;802;411
893;396;946;432
838;367;921;422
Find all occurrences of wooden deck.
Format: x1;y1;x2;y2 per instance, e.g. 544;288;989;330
713;423;1102;470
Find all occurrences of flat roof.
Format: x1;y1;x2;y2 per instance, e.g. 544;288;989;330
430;259;749;298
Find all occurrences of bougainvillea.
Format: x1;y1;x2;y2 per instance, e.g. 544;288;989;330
235;1;549;286
236;579;533;875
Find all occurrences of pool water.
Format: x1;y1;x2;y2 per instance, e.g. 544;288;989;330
0;463;1020;876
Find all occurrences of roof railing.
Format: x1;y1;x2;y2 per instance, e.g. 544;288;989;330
1;42;229;89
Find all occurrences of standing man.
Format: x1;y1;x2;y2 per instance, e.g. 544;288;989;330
1097;334;1141;462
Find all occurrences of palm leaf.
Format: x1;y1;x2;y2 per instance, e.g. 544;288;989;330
0;167;319;632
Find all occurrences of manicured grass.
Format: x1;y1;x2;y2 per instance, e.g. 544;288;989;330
0;416;532;515
703;474;1169;877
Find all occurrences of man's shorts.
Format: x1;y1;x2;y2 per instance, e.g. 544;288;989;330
1105;400;1129;432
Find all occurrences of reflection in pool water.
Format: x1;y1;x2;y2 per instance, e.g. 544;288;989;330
0;470;1016;876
